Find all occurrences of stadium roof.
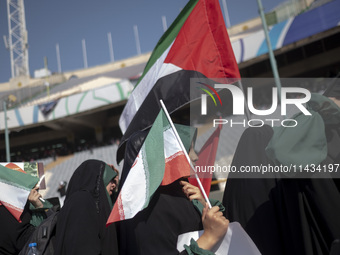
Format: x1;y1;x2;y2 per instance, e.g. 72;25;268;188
230;0;340;64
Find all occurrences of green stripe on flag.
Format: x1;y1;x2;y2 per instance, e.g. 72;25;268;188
134;0;199;90
141;110;167;208
0;165;39;191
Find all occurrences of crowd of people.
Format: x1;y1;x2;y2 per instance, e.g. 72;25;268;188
1;124;231;255
1;85;340;254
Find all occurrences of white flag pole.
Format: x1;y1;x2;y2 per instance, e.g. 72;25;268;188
133;25;142;55
162;15;168;32
82;39;88;69
56;43;62;73
160;99;212;208
107;32;115;62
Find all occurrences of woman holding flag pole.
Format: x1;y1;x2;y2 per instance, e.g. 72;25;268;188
160;100;230;253
0;165;50;255
113;101;229;255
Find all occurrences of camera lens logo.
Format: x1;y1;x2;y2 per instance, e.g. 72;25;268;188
197;82;222;115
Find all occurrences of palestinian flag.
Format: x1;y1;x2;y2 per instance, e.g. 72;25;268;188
117;0;240;163
107;109;191;224
0;164;38;221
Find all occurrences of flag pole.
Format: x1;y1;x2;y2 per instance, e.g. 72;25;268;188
160;100;212;208
133;25;142;55
162;16;168;32
82;39;88;69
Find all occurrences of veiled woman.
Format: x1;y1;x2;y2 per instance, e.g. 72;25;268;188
54;159;119;255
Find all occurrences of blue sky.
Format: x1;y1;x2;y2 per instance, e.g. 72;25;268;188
0;0;287;84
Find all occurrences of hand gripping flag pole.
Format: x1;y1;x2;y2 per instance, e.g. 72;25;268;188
160;99;212;208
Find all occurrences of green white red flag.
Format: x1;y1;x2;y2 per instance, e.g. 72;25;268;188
107;109;191;224
117;0;240;163
0;164;38;221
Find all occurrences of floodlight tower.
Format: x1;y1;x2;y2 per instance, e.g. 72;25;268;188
5;0;29;78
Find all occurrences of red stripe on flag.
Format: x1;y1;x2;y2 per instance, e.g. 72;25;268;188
1;201;23;222
107;193;125;226
164;0;240;80
162;153;191;186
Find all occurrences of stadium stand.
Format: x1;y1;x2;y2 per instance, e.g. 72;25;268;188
25;62;146;105
40;144;119;200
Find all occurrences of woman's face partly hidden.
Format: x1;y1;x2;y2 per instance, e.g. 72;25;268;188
106;176;118;195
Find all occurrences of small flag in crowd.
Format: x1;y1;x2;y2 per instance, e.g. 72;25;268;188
107;109;191;225
189;123;222;197
116;0;240;163
38;100;59;118
0;164;39;221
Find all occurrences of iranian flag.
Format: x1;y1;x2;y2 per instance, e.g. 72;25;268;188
117;0;240;163
107;109;191;224
0;164;38;221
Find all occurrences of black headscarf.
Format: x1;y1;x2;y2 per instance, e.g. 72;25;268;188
0;202;35;255
118;179;203;255
223;101;340;255
54;159;118;255
222;125;283;255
